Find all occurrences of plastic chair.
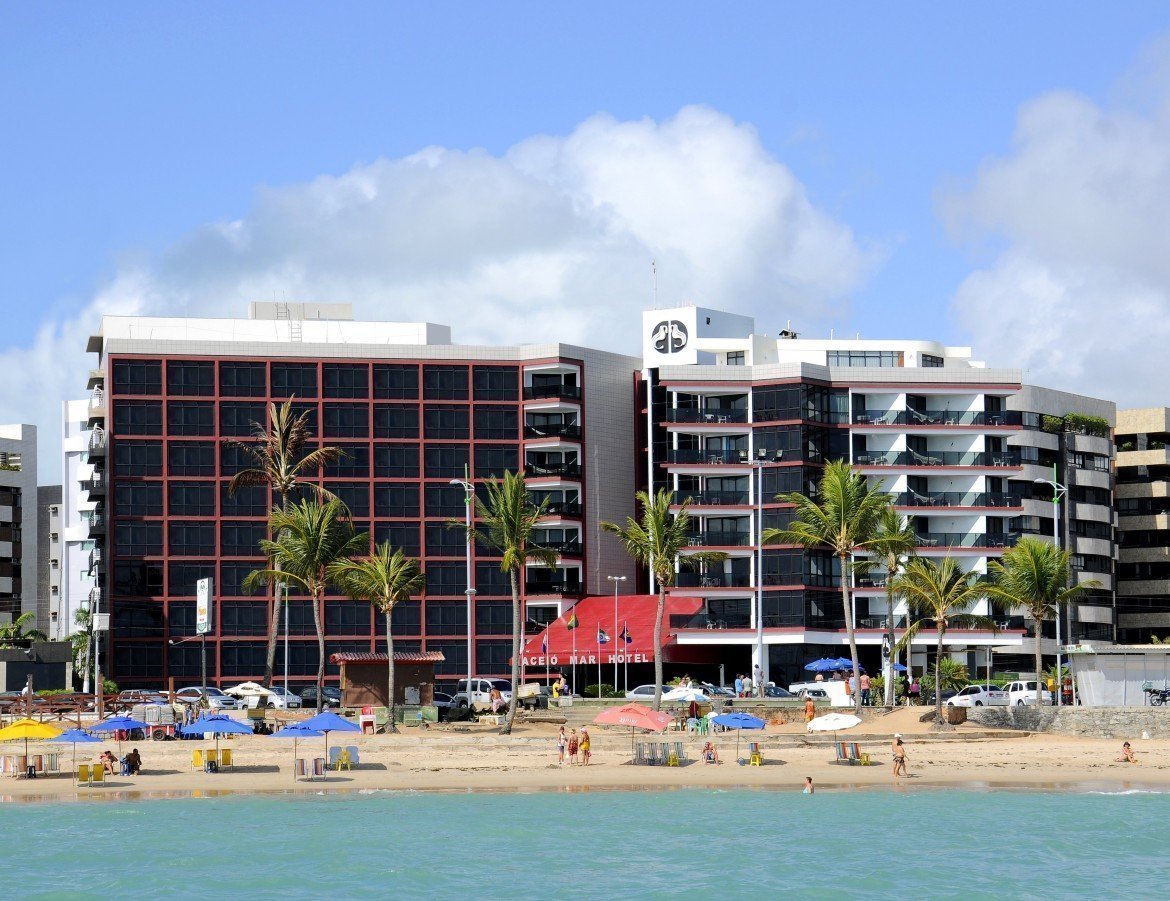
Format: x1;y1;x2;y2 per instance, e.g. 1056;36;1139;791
219;748;233;769
192;749;205;770
346;746;359;766
91;765;106;785
76;764;91;786
749;742;762;767
685;717;700;735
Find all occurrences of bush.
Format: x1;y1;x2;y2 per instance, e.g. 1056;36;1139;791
1041;415;1064;434
919;658;968;696
103;678;118;695
1062;412;1110;438
584;683;621;698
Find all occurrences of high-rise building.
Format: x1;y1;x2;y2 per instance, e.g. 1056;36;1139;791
85;303;638;690
0;424;38;629
1115;408;1170;642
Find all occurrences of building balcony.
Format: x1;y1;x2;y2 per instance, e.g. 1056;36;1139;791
88;548;104;575
682;531;752;548
892;491;1021;509
914;532;1020;549
539;500;582;517
853;410;1022;428
88;430;107;456
525;461;581;479
88;389;106;421
666;449;751;465
536;538;583;555
81;472;106;497
523;384;581;402
525;579;583;596
675;572;753;589
662;408;749;424
524;423;582;440
87;513;105;536
674;490;752;507
853;450;1020;468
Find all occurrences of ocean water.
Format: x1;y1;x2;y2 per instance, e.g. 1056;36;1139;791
2;787;1167;899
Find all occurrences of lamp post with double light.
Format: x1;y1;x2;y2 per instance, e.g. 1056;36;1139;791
1035;469;1068;706
449;478;477;687
749;448;780;692
607;575;626;690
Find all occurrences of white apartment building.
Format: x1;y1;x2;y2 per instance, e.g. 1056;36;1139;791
52;399;101;642
0;424;38;628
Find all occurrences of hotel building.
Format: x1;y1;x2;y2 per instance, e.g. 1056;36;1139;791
0;424;39;630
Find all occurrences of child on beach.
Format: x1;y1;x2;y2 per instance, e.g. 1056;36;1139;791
1115;741;1140;764
568;729;580;765
580;728;591;765
557;727;567;765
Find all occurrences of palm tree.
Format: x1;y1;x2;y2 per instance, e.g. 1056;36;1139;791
225;399;342;687
764;460;890;715
602;489;726;711
72;608;92;692
458;471;557;734
892;556;999;723
867;507;918;706
330;544;425;732
988;537;1097;706
0;611;47;648
244;499;368;711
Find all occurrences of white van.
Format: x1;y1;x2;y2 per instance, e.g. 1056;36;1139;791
1002;680;1053;706
454;678;513;712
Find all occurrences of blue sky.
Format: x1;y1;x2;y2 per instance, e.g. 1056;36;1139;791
3;3;1170;474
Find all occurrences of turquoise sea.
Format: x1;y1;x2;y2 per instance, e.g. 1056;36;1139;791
1;787;1167;898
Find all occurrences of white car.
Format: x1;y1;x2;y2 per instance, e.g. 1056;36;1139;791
946;684;1008;707
454;678;513;712
175;687;238;710
1002;680;1053;706
265;687;302;709
625;684;669;701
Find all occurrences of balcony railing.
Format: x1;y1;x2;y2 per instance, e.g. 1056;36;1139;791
524;423;582;440
666;449;749;465
674;572;752;588
88;430;107;454
539;500;582;517
682;531;752;547
535;539;582;555
88;513;105;534
853;410;1023;427
523;384;581;401
915;532;1020;549
525;462;581;478
892;491;1022;508
81;473;106;495
670;612;752;630
853;450;1021;467
525;580;583;595
675;490;752;506
662;408;750;424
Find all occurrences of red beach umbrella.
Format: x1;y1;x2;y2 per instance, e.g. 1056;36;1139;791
592;703;673;756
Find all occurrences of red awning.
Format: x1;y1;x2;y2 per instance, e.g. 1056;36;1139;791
330;651;446;665
520;594;703;667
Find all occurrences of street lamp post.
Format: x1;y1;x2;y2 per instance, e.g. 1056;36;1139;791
607;575;626;690
750;451;773;692
1035;469;1068;706
450;478;476;686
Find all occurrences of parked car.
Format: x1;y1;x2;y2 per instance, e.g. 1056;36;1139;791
625;684;670;701
763;685;794;699
453;678;513;712
265;687;302;709
946;684;1008;707
117;689;167;705
1002;680;1053;706
174;687;238;710
299;685;343;708
699;682;734;698
794;687;830;700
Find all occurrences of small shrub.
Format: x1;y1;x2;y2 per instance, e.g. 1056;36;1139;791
584;683;620;698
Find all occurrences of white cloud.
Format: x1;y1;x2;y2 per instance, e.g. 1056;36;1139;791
943;78;1170;406
0;105;874;481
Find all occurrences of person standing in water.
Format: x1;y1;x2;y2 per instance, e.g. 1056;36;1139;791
803;777;814;794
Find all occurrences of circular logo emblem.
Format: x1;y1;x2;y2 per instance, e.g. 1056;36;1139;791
651;320;689;354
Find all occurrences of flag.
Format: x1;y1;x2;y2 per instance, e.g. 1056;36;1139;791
541;635;548;655
566;613;578;630
597;627;610;644
620;624;632;645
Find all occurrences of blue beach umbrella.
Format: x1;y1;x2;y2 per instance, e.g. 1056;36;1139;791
270;723;325;779
892;663;907;672
49;728;102;773
180;715;253;763
711;712;765;758
300;711;360;779
89;716;152;756
803;658;840;673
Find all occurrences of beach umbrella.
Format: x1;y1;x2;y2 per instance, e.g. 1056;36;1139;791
710;712;765;758
891;663;907;672
270;723;324;780
807;712;863;746
180;715;253;764
803;658;840;673
300;711;361;778
49;727;102;773
661;687;710;704
0;718;63;769
592;703;673;755
89;715;152;757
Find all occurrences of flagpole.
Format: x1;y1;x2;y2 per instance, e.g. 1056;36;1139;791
597;622;602;692
624;621;629;693
572;628;576;694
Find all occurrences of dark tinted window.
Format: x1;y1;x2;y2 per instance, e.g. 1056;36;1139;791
425;446;470;480
472;366;518;401
114;561;164;596
114;521;163;555
115;482;163;516
373;484;419;518
323;364;369;398
425;485;465;518
168;562;215;597
169;442;216;476
113;401;162;435
373;404;419;438
112;360;161;395
475;446;518;478
373;523;421;556
423;366;468;400
373;365;418;399
169;522;216;556
425;523;466;556
114;440;163;476
425;601;467;635
424;406;469;439
220;362;266;397
326;600;370;634
271;363;317;398
167;361;214;396
220;561;261;597
220;402;266;436
323;404;369;437
221;521;267;556
168;483;215;517
221;482;269;517
220;443;256;476
474;407;518;439
167;401;214;436
374;445;419;478
425;563;467;596
325;445;369;478
329;483;370;517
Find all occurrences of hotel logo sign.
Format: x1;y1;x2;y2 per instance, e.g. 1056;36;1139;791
651;319;688;355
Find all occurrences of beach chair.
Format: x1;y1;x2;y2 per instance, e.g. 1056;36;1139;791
346;746;359;766
673;741;687;763
748;742;762;767
192;749;205;770
633;742;646;765
312;758;326;779
294;758;307;780
219;749;233;770
666;743;680;767
90;765;105;785
76;764;91;786
46;753;60;774
30;755;43;777
333;748;352;771
685;717;700;735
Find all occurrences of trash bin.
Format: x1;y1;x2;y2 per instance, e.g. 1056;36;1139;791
945;706;967;725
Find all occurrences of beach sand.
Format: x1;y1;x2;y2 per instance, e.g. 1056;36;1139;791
3;708;1167;801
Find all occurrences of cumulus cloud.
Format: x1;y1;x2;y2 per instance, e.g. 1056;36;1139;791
943;77;1170;405
0;105;874;479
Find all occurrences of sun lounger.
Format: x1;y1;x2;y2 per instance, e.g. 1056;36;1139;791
76;764;91;786
294;758;307;780
834;742;870;765
346;746;359;766
90;765;106;785
219;748;233;769
312;757;326;779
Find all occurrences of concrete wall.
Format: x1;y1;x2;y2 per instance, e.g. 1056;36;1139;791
968;705;1170;738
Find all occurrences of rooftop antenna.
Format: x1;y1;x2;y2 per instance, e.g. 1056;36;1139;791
651;260;658;309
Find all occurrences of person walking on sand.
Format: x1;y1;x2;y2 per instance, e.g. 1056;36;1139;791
568;728;580;765
859;672;871;706
557;726;568;765
580;727;591;765
892;737;907;777
804;696;816;724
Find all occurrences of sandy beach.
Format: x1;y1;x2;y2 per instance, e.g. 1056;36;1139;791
3;707;1168;801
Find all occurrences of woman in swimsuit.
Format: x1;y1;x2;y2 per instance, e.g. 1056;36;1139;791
567;729;580;765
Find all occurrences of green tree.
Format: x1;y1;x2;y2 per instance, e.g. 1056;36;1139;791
988;537;1096;706
225;399;342;687
602;489;726;711
330;544;425;731
458;471;557;734
0;611;47;648
72;608;92;691
892;556;999;722
245;499;368;711
764;460;890;715
867;507;918;706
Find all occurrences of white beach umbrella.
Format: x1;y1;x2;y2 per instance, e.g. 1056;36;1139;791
807;713;862;733
661;687;710;704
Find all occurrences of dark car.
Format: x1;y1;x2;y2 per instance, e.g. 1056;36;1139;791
763;685;794;699
299;685;343;708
